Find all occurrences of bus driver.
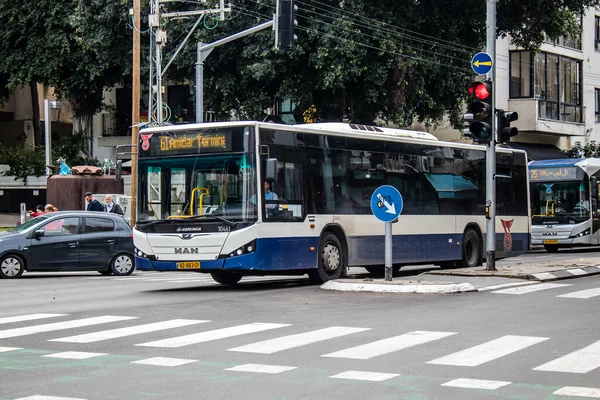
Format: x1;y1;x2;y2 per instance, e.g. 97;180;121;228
249;181;278;217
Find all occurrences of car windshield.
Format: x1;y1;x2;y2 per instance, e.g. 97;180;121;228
531;181;590;223
138;153;257;223
7;215;51;233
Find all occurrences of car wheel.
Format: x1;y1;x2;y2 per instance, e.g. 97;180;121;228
110;253;134;276
210;271;243;285
309;233;345;284
0;254;25;279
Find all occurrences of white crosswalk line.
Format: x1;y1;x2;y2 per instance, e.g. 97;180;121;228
330;370;400;382
491;283;571;294
0;316;137;339
322;330;456;360
0;346;21;353
132;357;197;367
441;378;511;390
49;319;208;343
43;352;107;360
136;322;290;348
14;396;87;400
533;340;600;373
427;335;549;366
478;282;538;292
553;386;600;398
225;364;297;374
0;314;67;325
557;287;600;299
228;326;370;354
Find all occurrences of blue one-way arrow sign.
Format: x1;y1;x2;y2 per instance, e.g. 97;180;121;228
471;52;493;75
370;185;403;222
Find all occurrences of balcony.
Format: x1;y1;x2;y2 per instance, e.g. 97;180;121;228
507;98;585;136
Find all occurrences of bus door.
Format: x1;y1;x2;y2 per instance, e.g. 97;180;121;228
591;177;600;239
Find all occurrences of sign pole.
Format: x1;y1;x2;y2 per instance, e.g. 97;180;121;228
385;221;393;281
485;0;497;271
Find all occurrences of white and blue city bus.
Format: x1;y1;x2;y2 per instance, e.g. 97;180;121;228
529;158;600;252
132;121;530;284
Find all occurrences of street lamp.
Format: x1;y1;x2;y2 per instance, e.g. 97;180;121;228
44;100;63;176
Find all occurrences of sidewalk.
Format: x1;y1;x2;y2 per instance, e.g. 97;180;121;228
322;255;600;294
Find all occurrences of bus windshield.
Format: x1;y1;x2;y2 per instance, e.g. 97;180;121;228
138;153;257;223
531;180;590;223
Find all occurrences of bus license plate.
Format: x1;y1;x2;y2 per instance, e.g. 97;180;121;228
544;240;559;244
177;262;200;269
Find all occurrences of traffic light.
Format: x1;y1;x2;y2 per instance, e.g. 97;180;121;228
463;80;493;144
497;110;519;143
276;0;297;48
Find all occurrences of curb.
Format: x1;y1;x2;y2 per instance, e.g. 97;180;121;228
320;281;477;294
526;266;600;281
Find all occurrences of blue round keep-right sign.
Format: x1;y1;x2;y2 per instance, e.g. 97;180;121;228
370;185;403;222
471;52;493;75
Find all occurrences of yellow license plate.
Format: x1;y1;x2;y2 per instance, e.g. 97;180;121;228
177;262;200;269
544;240;559;244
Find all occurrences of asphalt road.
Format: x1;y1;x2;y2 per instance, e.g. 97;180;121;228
1;251;600;400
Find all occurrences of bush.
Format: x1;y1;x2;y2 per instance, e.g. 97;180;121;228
0;145;46;184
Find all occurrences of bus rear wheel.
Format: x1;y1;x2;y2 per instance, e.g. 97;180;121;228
544;244;559;253
459;229;481;268
309;233;345;284
210;271;243;285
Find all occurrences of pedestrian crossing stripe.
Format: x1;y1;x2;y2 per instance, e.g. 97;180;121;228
225;364;297;374
131;357;196;367
557;287;600;299
43;351;107;360
0;316;137;340
441;378;511;390
553;386;600;398
533;340;600;373
0;314;67;325
330;371;400;382
491;283;571;295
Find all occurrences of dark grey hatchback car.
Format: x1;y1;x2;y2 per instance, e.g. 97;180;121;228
0;211;134;279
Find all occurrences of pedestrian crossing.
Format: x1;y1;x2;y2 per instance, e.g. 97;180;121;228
490;281;600;299
1;312;600;377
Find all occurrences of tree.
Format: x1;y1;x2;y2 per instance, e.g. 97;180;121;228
565;141;600;158
0;0;132;155
159;0;596;127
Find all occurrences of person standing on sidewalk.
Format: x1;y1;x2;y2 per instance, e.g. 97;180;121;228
104;195;124;215
85;192;104;211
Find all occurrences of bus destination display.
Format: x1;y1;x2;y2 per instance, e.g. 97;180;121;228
140;130;232;156
529;167;578;181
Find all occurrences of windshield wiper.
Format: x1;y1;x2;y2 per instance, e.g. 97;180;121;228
186;214;235;226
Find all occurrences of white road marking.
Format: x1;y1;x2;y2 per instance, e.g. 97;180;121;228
491;283;571;295
478;282;538;291
566;268;588;276
0;316;137;339
14;397;87;400
427;335;549;366
330;371;400;382
441;378;511;390
50;319;208;343
553;386;600;398
322;331;456;360
132;357;196;367
228;326;370;354
531;272;560;280
225;364;297;374
136;322;290;348
558;287;600;299
0;346;21;353
43;352;107;360
534;340;600;373
0;314;67;325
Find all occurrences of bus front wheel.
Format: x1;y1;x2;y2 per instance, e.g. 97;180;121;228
211;271;243;285
309;233;345;284
544;244;559;253
459;229;481;268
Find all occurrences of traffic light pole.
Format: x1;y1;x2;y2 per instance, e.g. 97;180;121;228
485;0;497;271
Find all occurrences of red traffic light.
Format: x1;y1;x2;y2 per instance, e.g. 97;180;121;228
468;82;490;100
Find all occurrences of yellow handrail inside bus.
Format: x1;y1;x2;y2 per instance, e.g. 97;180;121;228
532;200;556;217
191;187;209;215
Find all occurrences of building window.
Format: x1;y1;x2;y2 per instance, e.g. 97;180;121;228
596;16;600;51
535;52;582;123
596;88;600;123
509;51;532;98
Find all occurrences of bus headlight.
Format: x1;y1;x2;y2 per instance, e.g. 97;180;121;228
135;248;148;258
224;240;256;258
573;228;591;238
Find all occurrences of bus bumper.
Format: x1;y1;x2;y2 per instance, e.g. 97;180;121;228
135;252;257;271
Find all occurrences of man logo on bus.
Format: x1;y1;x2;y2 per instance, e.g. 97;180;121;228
141;133;153;151
501;219;514;252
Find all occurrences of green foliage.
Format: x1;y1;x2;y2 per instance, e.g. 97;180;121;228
53;133;101;167
0;145;46;185
565;141;600;158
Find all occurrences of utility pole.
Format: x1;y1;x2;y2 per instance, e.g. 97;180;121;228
485;0;497;271
131;0;140;226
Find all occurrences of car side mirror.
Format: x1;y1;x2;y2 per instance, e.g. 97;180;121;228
265;158;278;181
32;229;45;239
592;177;598;199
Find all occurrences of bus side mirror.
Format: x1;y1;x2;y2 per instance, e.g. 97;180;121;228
592;177;598;199
115;160;122;181
265;158;278;181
